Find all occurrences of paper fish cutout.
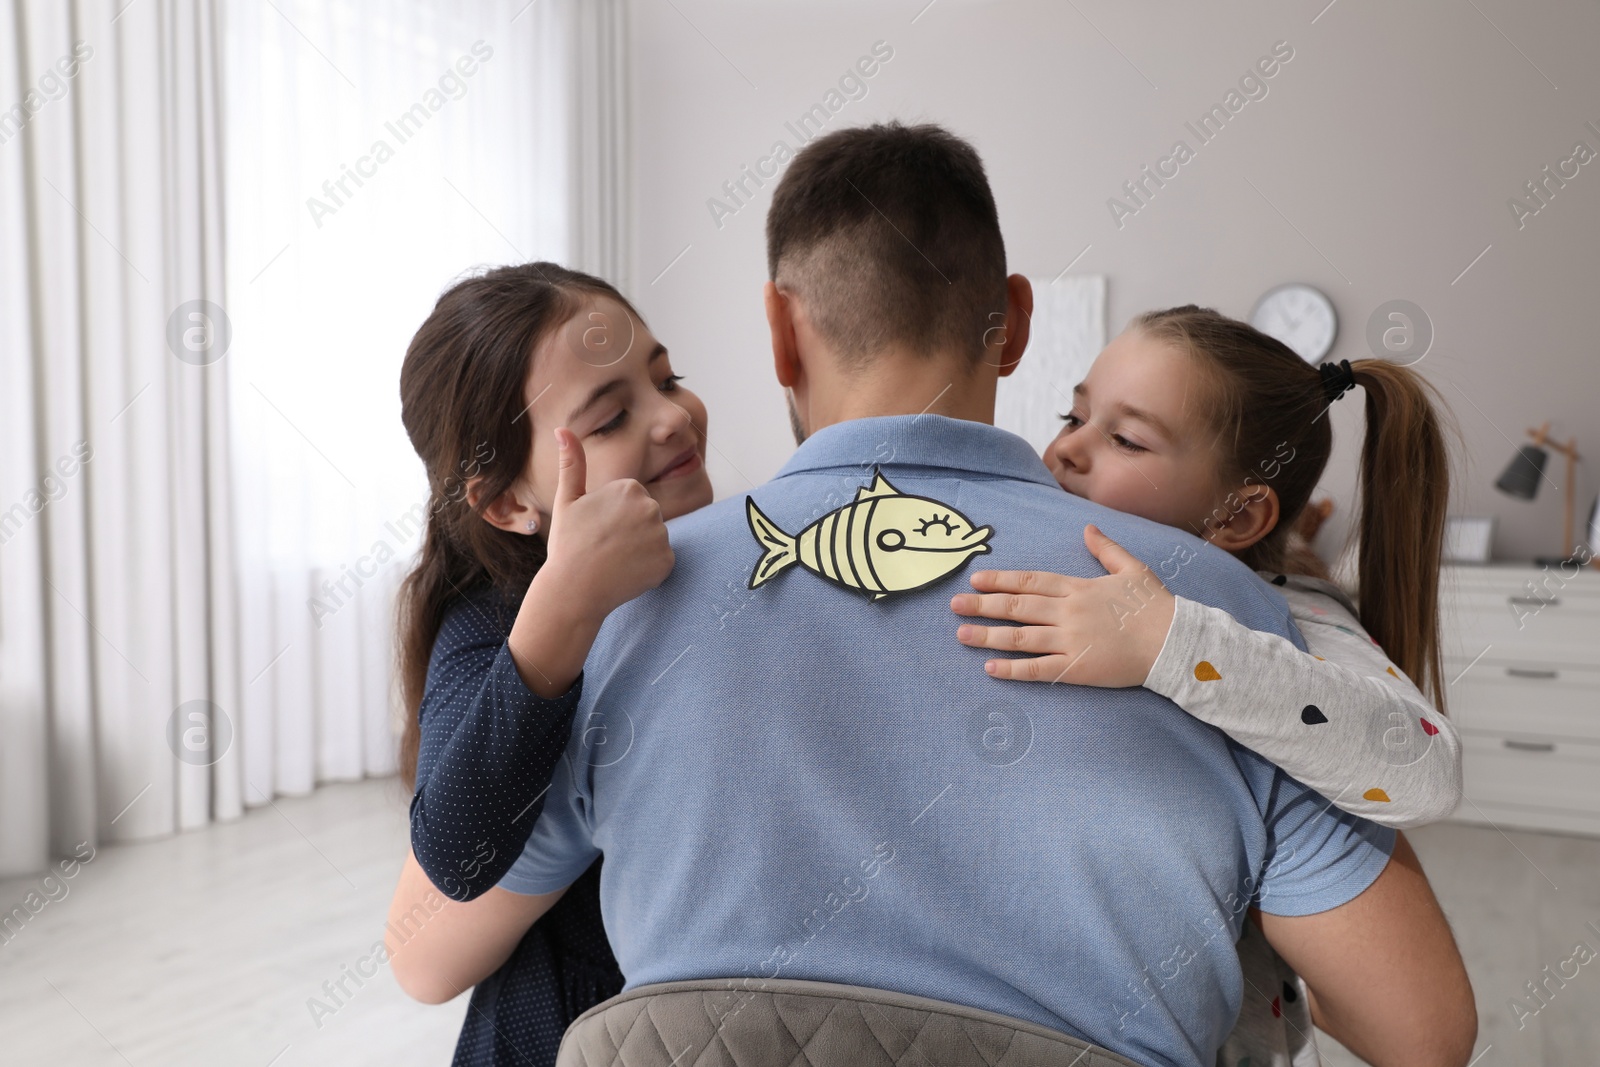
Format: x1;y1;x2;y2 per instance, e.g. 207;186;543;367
745;469;994;601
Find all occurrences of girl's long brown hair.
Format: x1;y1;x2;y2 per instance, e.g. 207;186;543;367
1134;306;1455;710
395;262;638;789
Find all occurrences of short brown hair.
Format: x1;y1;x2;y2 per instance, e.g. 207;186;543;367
765;122;1006;366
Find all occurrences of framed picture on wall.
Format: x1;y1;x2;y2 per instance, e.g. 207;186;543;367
1444;515;1496;564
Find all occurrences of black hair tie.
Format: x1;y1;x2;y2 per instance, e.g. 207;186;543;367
1319;358;1356;403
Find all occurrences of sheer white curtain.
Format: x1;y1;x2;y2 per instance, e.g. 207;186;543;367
222;0;579;804
1;0;235;869
0;0;624;875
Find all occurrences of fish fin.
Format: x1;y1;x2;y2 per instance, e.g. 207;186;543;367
871;592;888;601
854;468;901;502
745;497;798;589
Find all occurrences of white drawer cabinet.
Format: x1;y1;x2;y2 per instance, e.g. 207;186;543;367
1441;564;1600;837
1449;662;1600;744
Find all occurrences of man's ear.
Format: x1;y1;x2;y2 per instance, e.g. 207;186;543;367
995;273;1033;378
765;281;801;389
1202;483;1281;553
465;476;541;535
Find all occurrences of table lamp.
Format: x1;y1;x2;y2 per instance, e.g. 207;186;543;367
1494;422;1588;566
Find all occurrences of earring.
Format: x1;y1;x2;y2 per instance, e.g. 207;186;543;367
526;516;540;534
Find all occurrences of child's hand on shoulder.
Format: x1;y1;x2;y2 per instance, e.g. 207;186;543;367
949;525;1175;688
539;427;675;621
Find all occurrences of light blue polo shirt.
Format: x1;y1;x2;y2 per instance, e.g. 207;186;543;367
504;414;1393;1067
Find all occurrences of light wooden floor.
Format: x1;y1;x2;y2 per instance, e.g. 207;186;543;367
1;778;1594;1066
0;778;468;1066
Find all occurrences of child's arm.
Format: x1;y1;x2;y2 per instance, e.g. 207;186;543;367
952;525;1462;829
1142;583;1461;828
407;586;590;903
409;428;674;900
387;848;564;1004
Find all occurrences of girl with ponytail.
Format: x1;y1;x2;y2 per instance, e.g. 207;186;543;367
952;305;1461;1067
384;263;713;1066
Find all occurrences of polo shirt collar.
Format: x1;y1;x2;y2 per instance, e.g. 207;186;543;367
773;414;1061;489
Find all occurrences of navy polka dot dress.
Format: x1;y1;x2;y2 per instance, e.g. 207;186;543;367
410;582;622;1067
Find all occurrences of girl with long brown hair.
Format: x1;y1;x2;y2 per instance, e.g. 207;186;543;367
384;262;712;1066
952;305;1462;1067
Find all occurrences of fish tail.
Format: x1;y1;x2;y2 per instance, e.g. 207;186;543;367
745;497;799;589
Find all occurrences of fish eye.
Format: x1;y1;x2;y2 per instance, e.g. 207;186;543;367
876;529;906;552
916;514;956;536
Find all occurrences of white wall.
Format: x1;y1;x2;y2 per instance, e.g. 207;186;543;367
626;0;1600;564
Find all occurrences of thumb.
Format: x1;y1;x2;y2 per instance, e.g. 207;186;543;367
1084;524;1152;578
552;427;586;512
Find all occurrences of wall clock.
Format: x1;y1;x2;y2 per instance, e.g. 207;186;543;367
1250;283;1337;364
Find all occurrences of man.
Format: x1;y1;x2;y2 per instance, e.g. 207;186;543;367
503;124;1473;1067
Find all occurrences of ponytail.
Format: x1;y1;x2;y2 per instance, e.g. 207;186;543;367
1134;307;1456;713
1349;359;1454;711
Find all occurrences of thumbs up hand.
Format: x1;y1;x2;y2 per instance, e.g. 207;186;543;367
948;524;1176;688
541;427;675;620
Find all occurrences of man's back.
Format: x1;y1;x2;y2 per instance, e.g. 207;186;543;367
506;415;1393;1067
